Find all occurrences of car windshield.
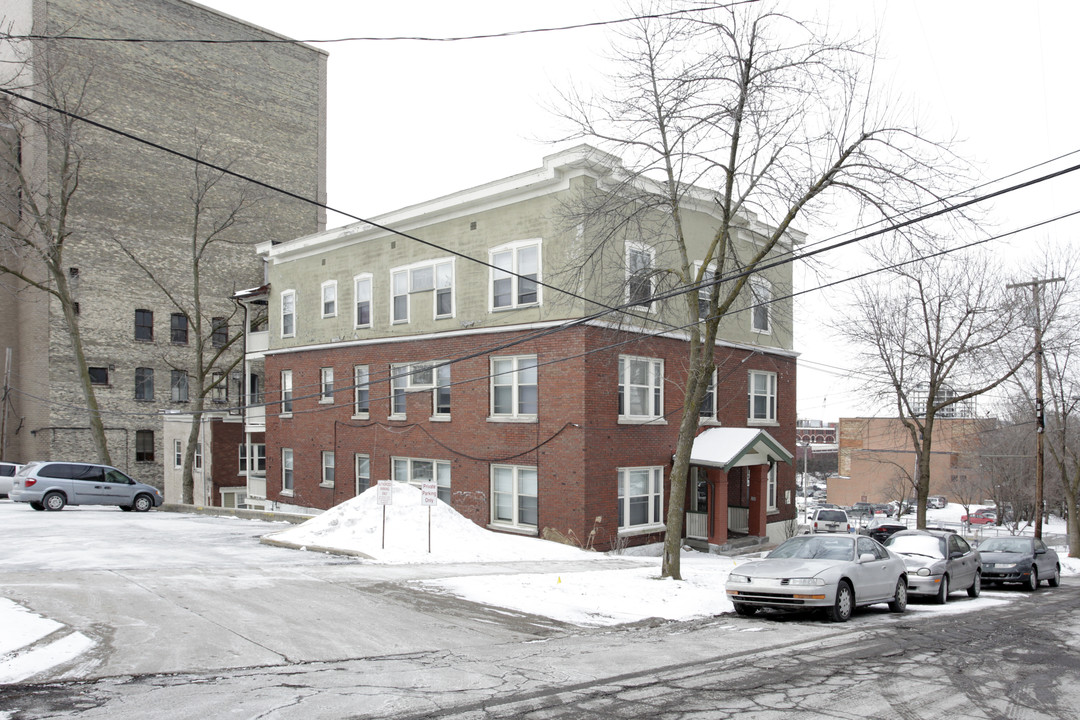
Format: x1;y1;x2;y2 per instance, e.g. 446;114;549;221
886;534;945;558
816;510;846;522
978;538;1031;554
769;536;854;561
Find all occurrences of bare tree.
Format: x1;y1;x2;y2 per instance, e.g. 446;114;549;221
115;143;260;503
0;45;113;463
554;2;969;579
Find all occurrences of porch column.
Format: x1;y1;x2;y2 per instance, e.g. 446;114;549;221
710;474;728;544
747;464;768;537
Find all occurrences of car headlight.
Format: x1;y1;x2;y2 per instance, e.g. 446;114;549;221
916;568;932;576
787;578;826;586
727;574;751;584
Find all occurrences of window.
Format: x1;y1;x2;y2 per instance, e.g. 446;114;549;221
281;290;296;337
698;266;716;320
435;262;453;318
321;451;335;487
491;240;540;310
211;317;228;348
767;465;778;511
174;440;183;468
354;274;372;328
392;456;451;503
238;443;248;473
627;242;654;308
135;367;154;401
320;367;334;404
281;448;293;493
241;443;266;475
698;367;717;422
194;443;203;470
211;371;226;403
280;370;293;415
135;309;153;341
748;370;777;423
390;365;408;417
491;465;538;530
391;259;454;323
751;277;771;333
353;365;369;416
171;370;189;402
491;355;537;419
170;313;188;344
321;280;337;318
355;454;370;495
391;270;408;323
88;367;109;386
389;362;438;419
135;430;154;462
618;467;664;531
434;363;451;417
618;355;663;421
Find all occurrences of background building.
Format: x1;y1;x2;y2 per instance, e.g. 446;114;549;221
0;0;326;481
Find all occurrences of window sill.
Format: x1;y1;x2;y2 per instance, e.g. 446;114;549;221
698;418;722;426
617;523;666;537
280;490;294;497
318;399;333;405
388;414;406;422
319;483;334;489
429;415;451;422
617;417;667;426
280;413;293;420
491;303;540;312
486;523;538;537
767;508;780;515
487;416;537;424
747;419;778;427
135;398;155;403
351;412;370;420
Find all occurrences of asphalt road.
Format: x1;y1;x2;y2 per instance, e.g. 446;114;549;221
2;504;1077;719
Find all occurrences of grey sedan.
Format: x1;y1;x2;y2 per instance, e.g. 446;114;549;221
979;536;1060;590
884;529;981;603
725;534;908;622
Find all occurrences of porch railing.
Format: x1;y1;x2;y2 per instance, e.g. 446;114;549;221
686;511;708;539
729;505;749;533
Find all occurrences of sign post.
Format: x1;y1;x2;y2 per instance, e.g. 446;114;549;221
377;480;393;549
420;482;437;554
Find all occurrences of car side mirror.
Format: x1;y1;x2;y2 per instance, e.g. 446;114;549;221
950;551;965;560
1035;548;1046;555
859;553;876;563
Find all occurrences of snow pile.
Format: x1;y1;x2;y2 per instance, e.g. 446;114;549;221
265;482;594;563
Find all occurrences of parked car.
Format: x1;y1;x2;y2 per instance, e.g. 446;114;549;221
10;461;163;512
884;529;981;603
0;461;23;498
961;508;996;525
978;536;1060;590
927;495;948;510
861;517;908;544
725;534;908;622
809;508;850;534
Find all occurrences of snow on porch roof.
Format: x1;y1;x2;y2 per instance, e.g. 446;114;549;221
687;427;794;472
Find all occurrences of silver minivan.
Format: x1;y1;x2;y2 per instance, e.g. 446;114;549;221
10;461;163;512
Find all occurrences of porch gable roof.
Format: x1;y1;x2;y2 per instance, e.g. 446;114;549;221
688;427;793;472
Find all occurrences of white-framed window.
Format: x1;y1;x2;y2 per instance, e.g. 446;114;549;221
490;239;541;310
698;366;717;422
251;443;266;475
618;467;664;531
321;280;337;318
433;363;451;417
280;370;293;416
392;456;451;503
174;439;182;469
627;242;654;308
320;367;334;404
355;453;370;495
281;289;296;338
491;465;538;530
750;276;771;333
353;364;369;417
767;464;778;512
389;362;441;419
211;370;226;403
321;451;335;488
390;259;455;323
194;443;203;471
748;370;777;423
697;264;716;320
281;448;293;493
238;443;248;473
490;355;538;420
171;370;189;402
618;355;663;421
354;274;372;328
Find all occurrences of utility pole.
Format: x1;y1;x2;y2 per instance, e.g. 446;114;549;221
1007;277;1064;539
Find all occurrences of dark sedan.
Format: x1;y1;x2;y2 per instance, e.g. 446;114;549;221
861;517;908;544
979;537;1060;590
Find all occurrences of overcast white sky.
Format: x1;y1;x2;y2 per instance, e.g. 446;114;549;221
198;0;1080;422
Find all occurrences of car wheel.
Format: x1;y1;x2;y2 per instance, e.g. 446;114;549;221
828;581;854;622
1048;565;1061;588
967;571;981;598
1025;567;1039;592
888;577;908;613
132;494;153;512
733;602;757;617
43;492;66;511
935;574;949;604
30;501;44;511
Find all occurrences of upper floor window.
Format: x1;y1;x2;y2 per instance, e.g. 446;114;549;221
389;362;442;419
89;367;109;386
174;439;183;468
171;370;189;402
281;369;293;415
491;240;541;310
321;280;337;318
751;277;771;333
355;453;370;495
281;290;296;337
627;242;654;308
320;367;334;403
354;274;372;328
239;443;266;475
135;367;154;401
170;313;188;344
697;266;716;321
491;355;537;420
135;309;153;341
748;370;776;423
321;451;335;487
391;259;454;324
434;363;451;418
211;370;226;403
211;317;228;348
353;365;369;416
618;355;663;421
698;367;717;422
